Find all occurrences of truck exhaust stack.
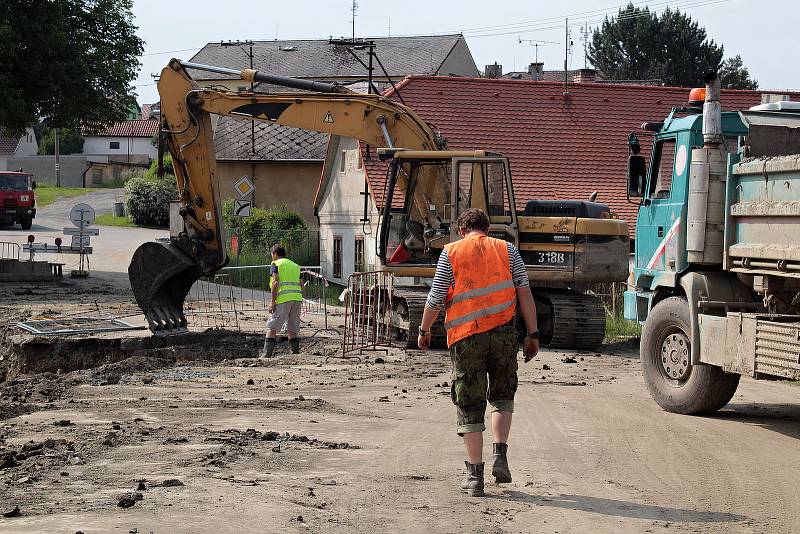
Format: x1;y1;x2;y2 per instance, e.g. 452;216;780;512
702;72;722;147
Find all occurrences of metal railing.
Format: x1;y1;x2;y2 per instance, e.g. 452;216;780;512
0;242;20;261
341;271;395;357
184;264;330;331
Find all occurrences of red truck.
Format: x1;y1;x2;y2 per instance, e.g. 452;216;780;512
0;171;36;229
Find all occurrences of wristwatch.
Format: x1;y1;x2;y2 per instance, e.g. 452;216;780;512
418;328;430;336
527;330;539;340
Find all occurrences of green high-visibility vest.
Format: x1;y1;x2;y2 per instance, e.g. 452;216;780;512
270;257;303;304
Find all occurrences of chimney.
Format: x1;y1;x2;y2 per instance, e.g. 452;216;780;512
573;68;597;83
527;62;544;81
485;62;503;79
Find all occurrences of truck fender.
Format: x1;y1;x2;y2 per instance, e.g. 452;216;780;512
678;271;752;364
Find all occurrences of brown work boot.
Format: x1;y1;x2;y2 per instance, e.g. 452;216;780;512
491;442;511;483
460;461;484;497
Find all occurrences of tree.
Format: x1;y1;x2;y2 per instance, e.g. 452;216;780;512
38;128;85;155
719;55;758;90
0;0;144;135
588;4;746;87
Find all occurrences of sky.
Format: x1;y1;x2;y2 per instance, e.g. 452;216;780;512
131;0;797;105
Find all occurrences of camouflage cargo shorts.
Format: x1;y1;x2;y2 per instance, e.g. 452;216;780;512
449;321;519;435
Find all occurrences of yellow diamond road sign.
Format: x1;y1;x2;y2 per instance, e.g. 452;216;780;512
233;175;255;198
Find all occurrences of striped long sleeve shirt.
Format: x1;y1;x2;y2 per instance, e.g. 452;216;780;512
426;242;528;310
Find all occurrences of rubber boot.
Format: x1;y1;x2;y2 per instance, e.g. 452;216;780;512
491;443;511;483
260;337;277;358
459;461;484;497
289;338;300;354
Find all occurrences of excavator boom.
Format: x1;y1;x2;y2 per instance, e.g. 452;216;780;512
129;59;442;331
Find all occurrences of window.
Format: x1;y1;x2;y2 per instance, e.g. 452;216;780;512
91;169;103;185
649;138;676;199
109;141;120;150
485;162;511;218
354;236;365;273
340;151;346;173
333;235;342;278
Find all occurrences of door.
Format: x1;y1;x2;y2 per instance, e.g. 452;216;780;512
636;136;680;276
451;157;518;245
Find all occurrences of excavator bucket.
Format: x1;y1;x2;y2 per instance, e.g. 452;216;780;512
128;241;203;332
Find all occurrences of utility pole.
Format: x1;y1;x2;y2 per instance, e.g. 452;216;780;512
221;40;255;155
563;18;572;94
54;127;61;187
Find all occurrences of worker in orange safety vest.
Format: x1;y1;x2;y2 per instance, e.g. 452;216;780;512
418;208;539;497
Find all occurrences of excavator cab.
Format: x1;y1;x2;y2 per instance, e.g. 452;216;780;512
378;150;517;270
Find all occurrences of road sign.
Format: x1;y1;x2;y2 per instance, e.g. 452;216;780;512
234;199;251;217
71;235;91;248
70;203;95;227
233;175;255;198
63;227;99;236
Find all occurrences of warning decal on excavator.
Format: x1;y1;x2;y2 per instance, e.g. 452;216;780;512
323;111;334;123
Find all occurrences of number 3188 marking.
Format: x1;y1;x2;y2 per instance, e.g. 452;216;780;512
538;252;566;264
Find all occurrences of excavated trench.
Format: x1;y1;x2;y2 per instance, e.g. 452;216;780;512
1;330;265;380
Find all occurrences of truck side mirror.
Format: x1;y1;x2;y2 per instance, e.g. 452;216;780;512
31;180;37;189
627;155;646;199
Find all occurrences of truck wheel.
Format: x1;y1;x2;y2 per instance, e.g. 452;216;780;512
641;296;740;415
20;218;32;230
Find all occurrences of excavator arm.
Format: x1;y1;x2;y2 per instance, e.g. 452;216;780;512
129;59;443;331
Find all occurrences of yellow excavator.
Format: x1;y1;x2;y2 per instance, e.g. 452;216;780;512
129;59;629;348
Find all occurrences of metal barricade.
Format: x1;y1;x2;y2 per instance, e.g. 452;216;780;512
341;271;395;357
184;273;240;330
0;242;20;261
184;265;330;332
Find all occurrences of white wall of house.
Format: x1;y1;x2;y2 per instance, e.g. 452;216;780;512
16;128;38;157
83;136;157;160
316;137;380;286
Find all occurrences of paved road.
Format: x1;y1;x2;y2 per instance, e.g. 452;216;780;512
0;189;167;279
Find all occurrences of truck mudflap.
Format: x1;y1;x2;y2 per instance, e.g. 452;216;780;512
699;313;800;379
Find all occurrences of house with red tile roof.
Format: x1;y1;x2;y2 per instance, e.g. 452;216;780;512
314;75;794;285
83;119;160;162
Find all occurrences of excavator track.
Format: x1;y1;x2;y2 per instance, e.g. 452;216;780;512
389;286;606;351
533;289;606;350
389;286;447;349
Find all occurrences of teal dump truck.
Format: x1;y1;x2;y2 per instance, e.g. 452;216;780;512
625;72;800;414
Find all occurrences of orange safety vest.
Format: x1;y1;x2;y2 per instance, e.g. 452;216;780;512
444;235;517;347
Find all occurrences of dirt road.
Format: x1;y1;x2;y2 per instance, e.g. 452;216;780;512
1;311;798;533
0;188;167;278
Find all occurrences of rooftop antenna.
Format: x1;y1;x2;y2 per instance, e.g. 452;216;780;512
563;18;573;94
518;37;558;64
388;16;391;37
580;22;593;69
351;0;358;40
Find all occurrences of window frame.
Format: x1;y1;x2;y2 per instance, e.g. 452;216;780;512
332;235;343;279
648;137;677;200
109;141;120;150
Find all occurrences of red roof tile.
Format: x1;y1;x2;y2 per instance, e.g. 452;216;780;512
361;76;793;232
91;119;160;138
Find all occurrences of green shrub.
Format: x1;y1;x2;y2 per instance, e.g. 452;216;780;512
223;201;317;265
124;175;178;227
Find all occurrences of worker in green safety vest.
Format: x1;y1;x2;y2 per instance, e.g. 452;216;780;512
261;244;304;357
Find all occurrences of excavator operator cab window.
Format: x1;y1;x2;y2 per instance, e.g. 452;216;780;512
386;159;453;265
456;160;514;225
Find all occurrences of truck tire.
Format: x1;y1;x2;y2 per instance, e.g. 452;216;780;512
20;218;32;230
641;296;739;415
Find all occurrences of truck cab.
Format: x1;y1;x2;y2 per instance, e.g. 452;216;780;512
0;171;36;230
626;109;747;317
